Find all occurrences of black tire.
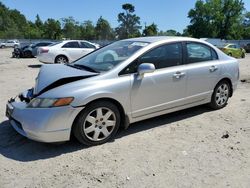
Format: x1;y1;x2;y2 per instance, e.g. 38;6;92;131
209;80;230;110
24;50;32;58
241;52;245;58
73;101;121;146
228;53;232;57
1;45;5;48
55;55;68;64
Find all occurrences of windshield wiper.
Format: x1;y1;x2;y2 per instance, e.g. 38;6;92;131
67;64;99;73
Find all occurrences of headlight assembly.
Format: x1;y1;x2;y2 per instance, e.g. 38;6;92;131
27;97;74;108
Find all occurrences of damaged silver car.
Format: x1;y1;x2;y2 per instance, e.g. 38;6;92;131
6;37;239;146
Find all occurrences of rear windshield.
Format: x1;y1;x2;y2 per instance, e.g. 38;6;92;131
49;42;61;46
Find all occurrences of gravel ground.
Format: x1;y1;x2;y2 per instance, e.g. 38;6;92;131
0;48;250;188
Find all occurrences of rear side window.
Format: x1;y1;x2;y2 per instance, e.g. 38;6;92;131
80;42;95;48
62;42;80;48
228;44;237;48
186;42;218;64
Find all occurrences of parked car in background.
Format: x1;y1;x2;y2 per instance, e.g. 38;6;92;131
0;40;20;48
220;43;246;58
243;43;250;53
37;40;100;64
12;42;53;58
6;37;239;146
12;45;30;58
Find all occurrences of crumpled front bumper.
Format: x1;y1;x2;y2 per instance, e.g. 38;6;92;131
6;94;83;143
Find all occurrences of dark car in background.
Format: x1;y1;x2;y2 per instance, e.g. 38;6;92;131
243;43;250;53
12;42;53;58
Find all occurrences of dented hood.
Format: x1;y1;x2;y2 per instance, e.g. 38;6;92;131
34;64;98;95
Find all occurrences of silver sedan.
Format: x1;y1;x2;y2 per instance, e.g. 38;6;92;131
6;37;239;146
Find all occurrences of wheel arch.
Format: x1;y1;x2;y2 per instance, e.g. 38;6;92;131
70;97;128;138
54;54;69;63
215;77;233;97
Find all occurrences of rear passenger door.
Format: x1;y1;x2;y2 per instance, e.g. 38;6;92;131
80;42;95;56
184;42;220;103
61;41;83;61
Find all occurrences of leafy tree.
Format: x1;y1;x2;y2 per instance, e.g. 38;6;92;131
25;21;43;39
116;3;141;39
158;29;181;36
0;2;27;38
142;23;158;36
43;18;61;39
187;0;245;39
35;14;43;29
182;28;191;37
95;16;114;40
61;17;81;39
80;20;96;40
187;0;216;38
242;12;250;39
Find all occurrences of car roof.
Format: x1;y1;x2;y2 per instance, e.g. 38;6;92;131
122;36;203;44
62;40;90;43
35;42;53;44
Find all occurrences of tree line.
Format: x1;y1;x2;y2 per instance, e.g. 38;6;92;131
0;0;249;40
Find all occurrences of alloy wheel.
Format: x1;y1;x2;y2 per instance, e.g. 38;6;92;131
56;56;67;64
215;83;229;107
83;107;116;141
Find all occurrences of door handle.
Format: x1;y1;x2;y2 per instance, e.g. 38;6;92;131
173;71;186;79
209;65;218;72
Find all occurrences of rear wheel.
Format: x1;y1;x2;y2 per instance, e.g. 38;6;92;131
209;81;230;110
55;55;68;64
0;45;5;48
73;101;121;146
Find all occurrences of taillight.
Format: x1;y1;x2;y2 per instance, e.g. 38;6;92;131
40;48;49;53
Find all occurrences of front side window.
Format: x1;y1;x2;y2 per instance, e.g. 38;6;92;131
139;43;182;69
228;44;237;49
62;41;80;48
120;43;183;75
186;42;218;63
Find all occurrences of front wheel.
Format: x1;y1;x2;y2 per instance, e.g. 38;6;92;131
73;101;121;146
209;81;230;110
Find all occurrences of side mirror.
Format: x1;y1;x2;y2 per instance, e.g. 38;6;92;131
138;63;155;77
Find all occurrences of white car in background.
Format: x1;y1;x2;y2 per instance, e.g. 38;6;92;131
37;40;100;64
0;40;20;48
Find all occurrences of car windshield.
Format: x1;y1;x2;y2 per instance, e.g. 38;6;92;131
71;41;149;72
